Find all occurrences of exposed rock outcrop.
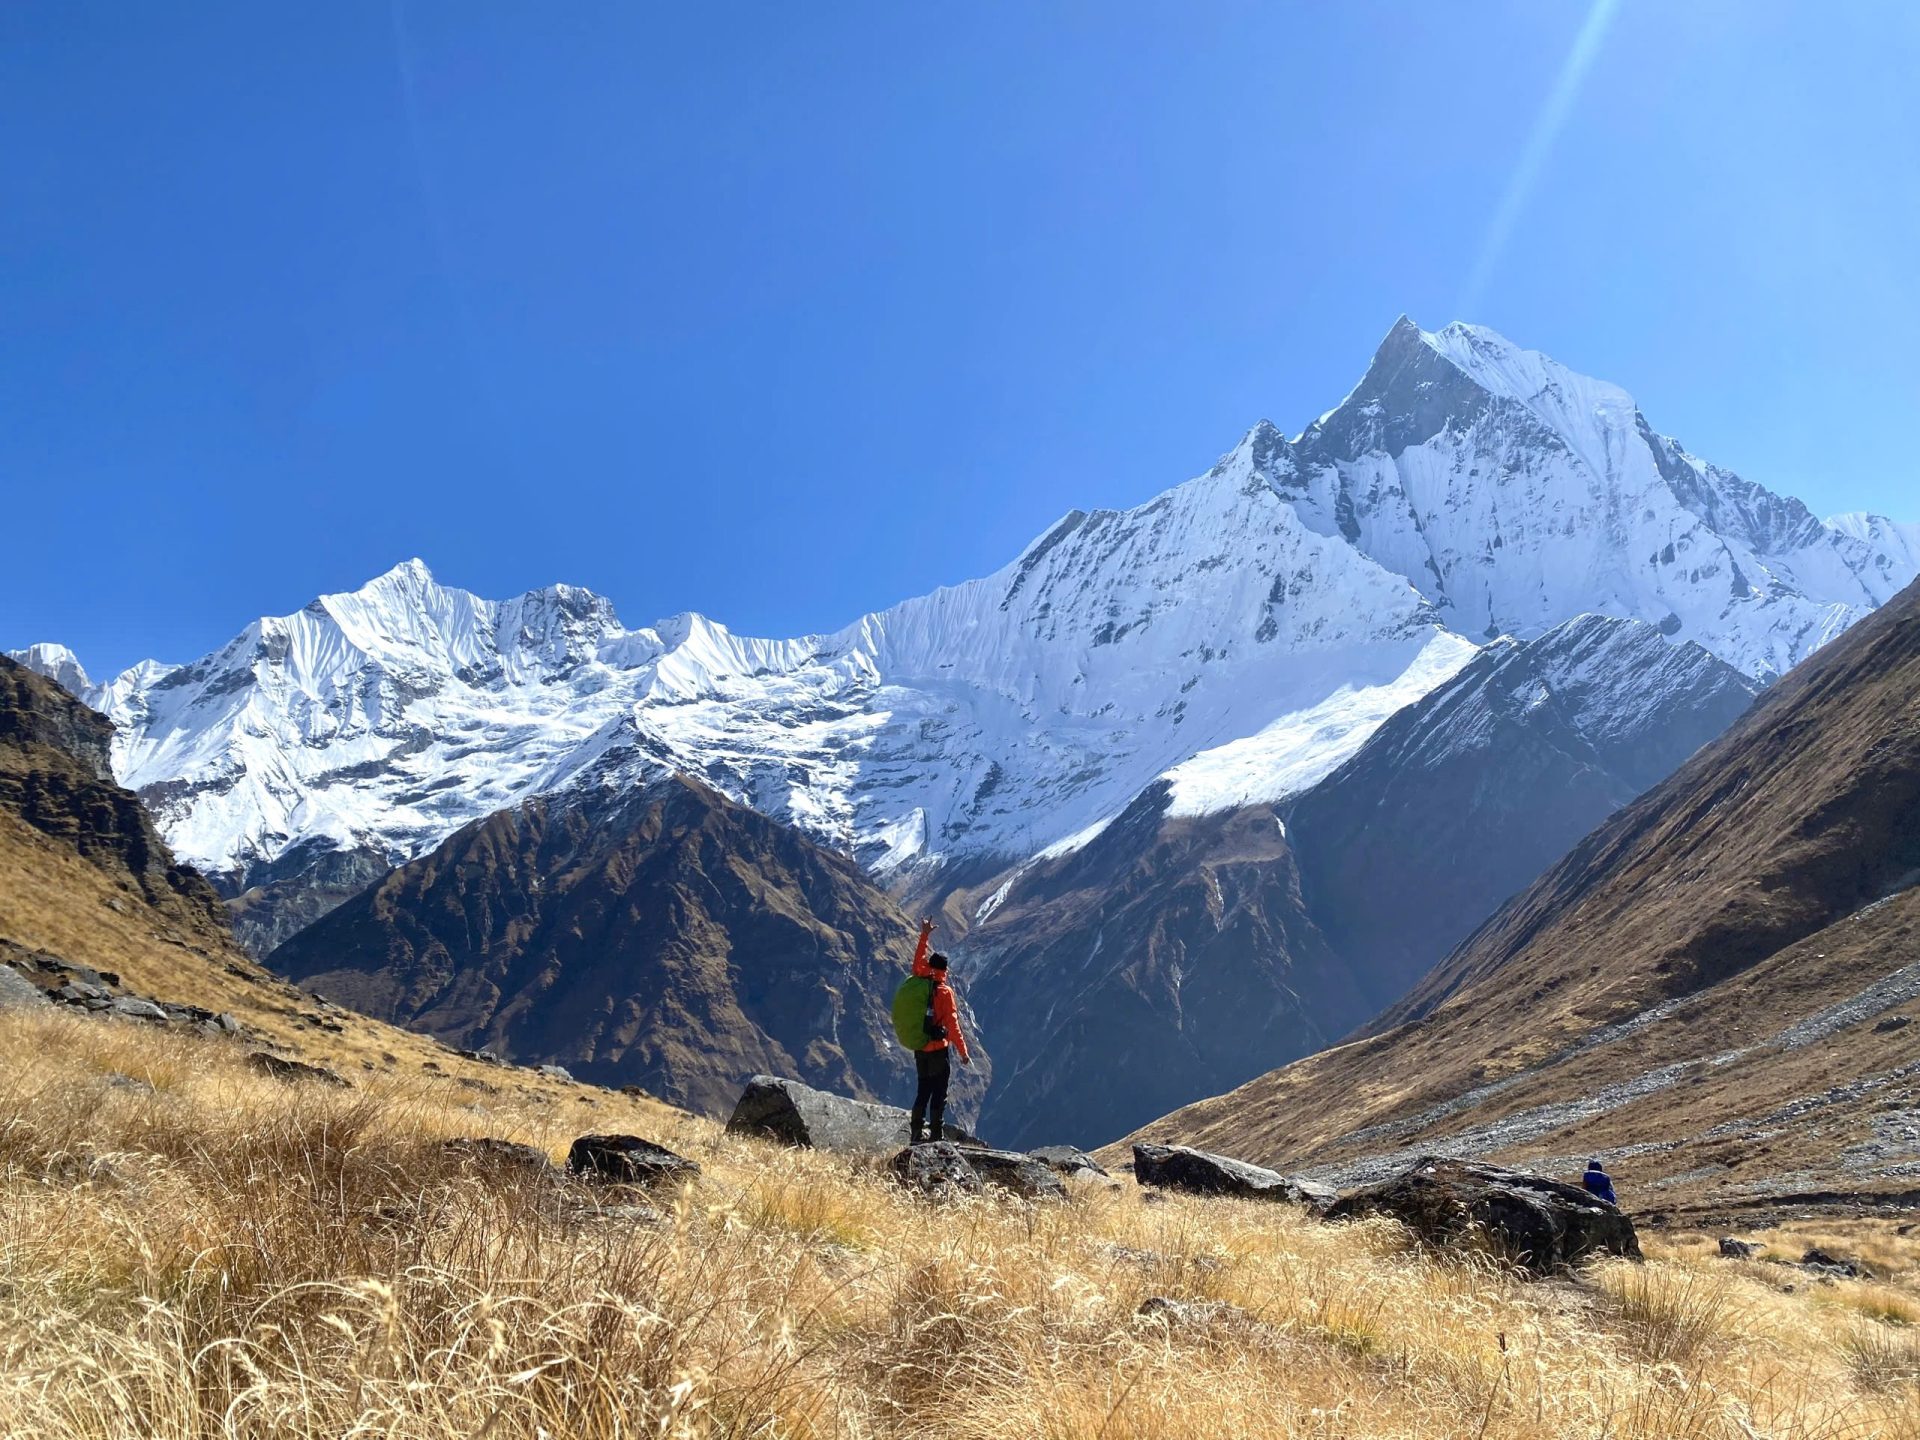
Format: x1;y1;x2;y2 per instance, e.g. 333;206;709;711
0;962;47;1010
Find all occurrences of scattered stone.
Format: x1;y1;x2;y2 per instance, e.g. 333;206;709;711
440;1137;559;1183
726;1074;982;1154
1323;1157;1640;1276
537;1063;575;1083
1028;1144;1110;1178
457;1047;506;1066
1874;1015;1913;1034
108;997;168;1022
54;981;110;1004
620;1084;652;1100
0;964;48;1010
566;1133;700;1187
890;1142;986;1200
1718;1236;1761;1259
246;1051;351;1088
1801;1247;1872;1279
455;1076;501;1095
1133;1143;1336;1209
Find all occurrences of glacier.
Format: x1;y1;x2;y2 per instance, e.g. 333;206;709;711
9;319;1916;910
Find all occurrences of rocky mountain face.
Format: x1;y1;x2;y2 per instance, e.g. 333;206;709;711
1285;614;1760;1011
0;656;232;941
1123;578;1920;1216
267;775;979;1119
963;615;1758;1148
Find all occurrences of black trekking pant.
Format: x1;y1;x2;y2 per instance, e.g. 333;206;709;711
909;1048;951;1141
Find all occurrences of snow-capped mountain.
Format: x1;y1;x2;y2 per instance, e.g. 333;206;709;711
10;320;1915;945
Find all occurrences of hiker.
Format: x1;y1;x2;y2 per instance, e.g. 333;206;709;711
903;919;971;1144
1581;1158;1618;1206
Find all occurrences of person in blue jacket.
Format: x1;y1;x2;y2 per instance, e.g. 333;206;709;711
1581;1158;1618;1205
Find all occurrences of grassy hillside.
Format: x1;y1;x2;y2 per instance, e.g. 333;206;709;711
3;1006;1918;1438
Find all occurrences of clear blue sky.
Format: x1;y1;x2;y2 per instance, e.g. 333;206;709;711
5;2;1916;676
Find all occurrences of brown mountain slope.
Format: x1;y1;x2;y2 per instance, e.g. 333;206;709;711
0;658;658;1120
1118;580;1920;1216
0;655;232;944
268;776;972;1119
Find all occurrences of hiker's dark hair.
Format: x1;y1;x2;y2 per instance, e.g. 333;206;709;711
929;952;950;971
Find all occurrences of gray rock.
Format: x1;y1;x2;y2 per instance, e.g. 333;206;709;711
889;1142;985;1200
53;981;109;1004
1028;1144;1110;1178
537;1064;575;1083
1132;1143;1336;1209
567;1133;700;1187
0;964;48;1010
1874;1015;1912;1034
1718;1236;1760;1259
726;1074;982;1154
108;997;168;1022
1323;1157;1641;1276
246;1051;351;1088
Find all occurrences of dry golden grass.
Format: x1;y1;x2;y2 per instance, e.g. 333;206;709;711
4;1007;1919;1439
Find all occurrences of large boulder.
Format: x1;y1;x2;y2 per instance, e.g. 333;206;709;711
888;1142;1069;1202
1132;1143;1336;1209
1323;1157;1640;1275
727;1074;980;1154
567;1134;700;1187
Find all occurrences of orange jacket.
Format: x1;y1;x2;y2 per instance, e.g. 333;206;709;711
910;920;970;1063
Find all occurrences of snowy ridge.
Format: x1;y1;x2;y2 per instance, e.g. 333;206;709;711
9;319;1915;898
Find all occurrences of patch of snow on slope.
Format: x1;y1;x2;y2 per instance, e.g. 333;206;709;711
1162;630;1481;815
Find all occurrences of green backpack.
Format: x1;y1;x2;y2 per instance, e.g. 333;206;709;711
890;975;945;1050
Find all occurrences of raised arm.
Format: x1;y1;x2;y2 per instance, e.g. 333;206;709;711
911;918;935;977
